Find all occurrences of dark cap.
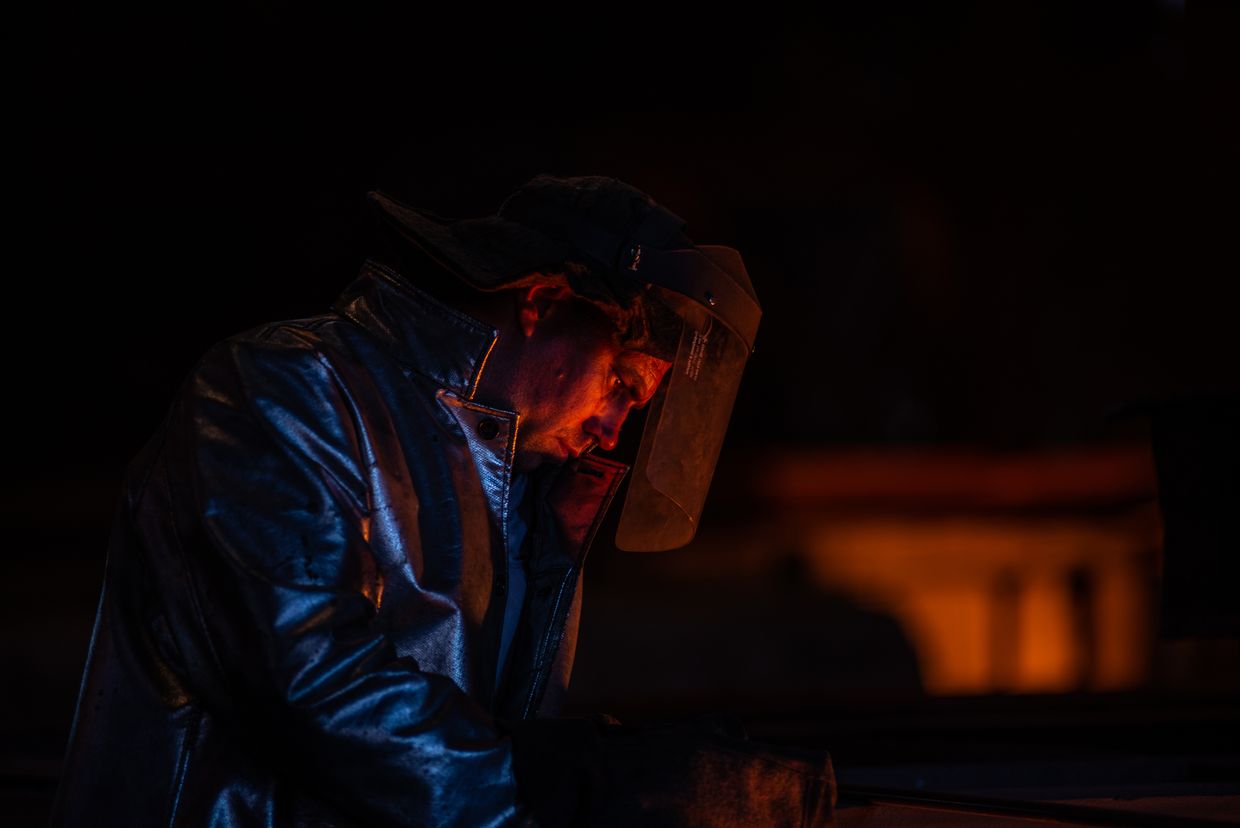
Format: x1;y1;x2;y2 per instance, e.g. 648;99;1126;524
370;175;699;296
368;174;695;358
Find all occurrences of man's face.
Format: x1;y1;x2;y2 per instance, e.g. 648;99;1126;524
509;295;672;472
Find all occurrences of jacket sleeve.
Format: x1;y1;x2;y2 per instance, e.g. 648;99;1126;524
167;330;534;827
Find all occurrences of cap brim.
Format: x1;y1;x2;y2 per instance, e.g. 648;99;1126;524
367;190;575;291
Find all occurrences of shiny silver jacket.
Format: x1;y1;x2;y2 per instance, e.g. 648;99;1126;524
52;259;630;826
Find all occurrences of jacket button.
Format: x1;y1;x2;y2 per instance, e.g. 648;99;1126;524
477;418;500;439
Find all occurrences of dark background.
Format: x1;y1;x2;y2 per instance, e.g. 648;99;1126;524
11;1;1213;479
7;1;1238;822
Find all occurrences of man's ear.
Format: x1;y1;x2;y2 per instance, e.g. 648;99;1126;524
516;283;573;338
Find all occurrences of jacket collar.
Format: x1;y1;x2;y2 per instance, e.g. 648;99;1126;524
332;258;498;400
331;258;631;568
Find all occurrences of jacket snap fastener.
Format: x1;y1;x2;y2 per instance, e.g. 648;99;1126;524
477;418;500;439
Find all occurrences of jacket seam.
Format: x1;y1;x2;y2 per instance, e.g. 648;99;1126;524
523;567;575;718
164;706;202;827
523;460;628;716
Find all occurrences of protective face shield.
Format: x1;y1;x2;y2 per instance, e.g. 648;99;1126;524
366;175;761;551
613;258;758;550
567;222;761;552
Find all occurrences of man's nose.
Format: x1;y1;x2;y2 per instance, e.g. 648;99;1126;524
584;403;632;453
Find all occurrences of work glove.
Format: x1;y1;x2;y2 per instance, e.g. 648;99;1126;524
500;713;836;827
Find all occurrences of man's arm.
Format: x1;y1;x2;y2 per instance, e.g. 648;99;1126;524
165;329;532;827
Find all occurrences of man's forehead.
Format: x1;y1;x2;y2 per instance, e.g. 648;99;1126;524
616;347;671;371
616;348;672;402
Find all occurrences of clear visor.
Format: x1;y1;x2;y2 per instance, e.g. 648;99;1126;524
615;295;751;551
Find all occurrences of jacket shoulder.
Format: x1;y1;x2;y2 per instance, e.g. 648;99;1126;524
162;313;382;587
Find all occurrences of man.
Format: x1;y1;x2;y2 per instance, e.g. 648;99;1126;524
53;174;835;826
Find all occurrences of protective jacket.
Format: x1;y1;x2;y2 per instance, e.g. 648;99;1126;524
52;258;628;826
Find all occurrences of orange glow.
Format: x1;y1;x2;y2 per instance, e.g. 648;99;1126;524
701;444;1162;696
744;444;1157;509
802;513;1158;693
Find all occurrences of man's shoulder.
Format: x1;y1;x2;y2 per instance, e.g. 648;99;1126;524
223;311;360;354
167;310;411;439
166;305;454;470
197;310;402;383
